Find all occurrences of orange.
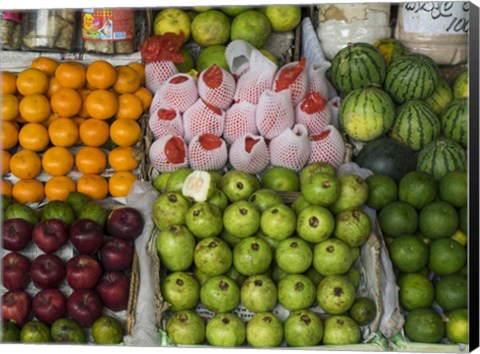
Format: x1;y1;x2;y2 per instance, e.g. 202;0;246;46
1;94;19;121
44;176;76;201
16;68;49;96
77;174;108;200
72;116;86;126
42;146;74;176
110;119;141;147
85;89;118;120
128;62;145;86
108;171;137;197
12;179;44;204
42;113;61;128
50;87;83;117
47;76;62;98
9;149;42;179
113;66;141;94
134;87;153;111
1;71;17;95
1;121;19;149
108;146;140;171
19;94;51;123
1;179;12;197
79;118;110;147
2;150;11;175
18;123;50;152
31;57;59;77
48;117;79;147
75;146;107;175
55;61;86;89
86;60;117;89
78;89;92;118
116;93;144;120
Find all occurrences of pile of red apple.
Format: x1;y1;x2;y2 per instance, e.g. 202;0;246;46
1;203;145;335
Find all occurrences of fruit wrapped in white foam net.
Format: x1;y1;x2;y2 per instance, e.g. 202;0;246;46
327;96;342;128
148;134;189;172
148;107;184;139
188;133;228;171
150;73;198;114
197;64;236;110
223;101;258;145
256;89;295;141
308;125;345;168
145;61;179;94
295;92;332;136
229;133;270;174
269;124;311;172
225;39;257;77
308;61;331;100
183;99;225;143
272;58;309;106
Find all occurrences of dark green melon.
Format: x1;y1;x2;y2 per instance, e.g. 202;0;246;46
389;100;441;151
441;99;468;148
424;77;453;115
339;86;395;142
384;53;439;104
417;138;467;180
330;42;387;95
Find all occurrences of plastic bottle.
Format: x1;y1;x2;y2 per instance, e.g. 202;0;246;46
395;2;469;65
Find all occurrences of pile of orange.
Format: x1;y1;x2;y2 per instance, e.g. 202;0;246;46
1;57;153;203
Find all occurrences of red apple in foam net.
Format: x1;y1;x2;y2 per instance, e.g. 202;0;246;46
2;251;31;290
96;272;130;312
32;288;66;325
69;219;104;255
2;218;33;251
32;219;69;254
1;289;32;327
308;125;345;169
31;254;66;289
99;238;134;272
107;206;144;240
66;289;103;327
66;255;103;290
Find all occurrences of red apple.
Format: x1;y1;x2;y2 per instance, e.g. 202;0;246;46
66;255;102;290
69;219;104;255
96;272;130;312
32;288;66;325
32;219;68;254
2;218;33;251
99;238;134;272
107;207;144;240
66;289;103;327
1;289;32;327
2;252;31;290
30;254;66;289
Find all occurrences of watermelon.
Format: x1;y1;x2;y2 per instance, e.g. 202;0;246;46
453;70;469;99
424;77;453;115
373;38;406;67
441;99;468;148
417;138;467;180
389;100;441;151
384;53;439;104
339;87;395;142
330;42;386;95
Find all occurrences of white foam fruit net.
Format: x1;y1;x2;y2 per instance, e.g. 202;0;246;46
188;133;228;171
327;96;342;128
150;73;198;114
223;101;258;145
308;61;332;100
198;65;236;110
148;134;189;172
269;124;311;172
256;89;295;140
183;98;225;143
295;91;332;136
148;107;184;139
145;61;179;94
229;133;270;174
273;58;309;106
225;39;256;77
308;125;345;168
233;49;278;105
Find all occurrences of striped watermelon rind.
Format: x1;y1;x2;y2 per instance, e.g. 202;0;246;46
441;99;468;148
339;86;395;142
389;100;441;151
373;38;406;68
417;138;467;180
330;42;387;95
424;77;453;115
384;53;439;104
453;70;469;99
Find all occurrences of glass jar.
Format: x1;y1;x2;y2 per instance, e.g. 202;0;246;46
0;11;23;50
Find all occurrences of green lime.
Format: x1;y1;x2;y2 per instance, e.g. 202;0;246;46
388;234;429;273
230;10;272;48
399;273;434;311
175;48;195;73
92;316;124;345
404;308;445;343
446;308;468;344
429;238;466;275
221;6;252;17
378;201;418;237
438;171;467;207
1;320;20;342
419;201;459;239
166;167;193;192
20;321;52;343
435;274;467;311
349;297;377;326
399;171;438;209
66;191;91;217
191;10;231;47
51;318;86;343
365;174;398;210
196;45;229;72
263;5;302;32
262;166;300;192
153;172;172;193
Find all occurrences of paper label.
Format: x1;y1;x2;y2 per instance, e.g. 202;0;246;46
82;8;134;41
402;2;469;34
